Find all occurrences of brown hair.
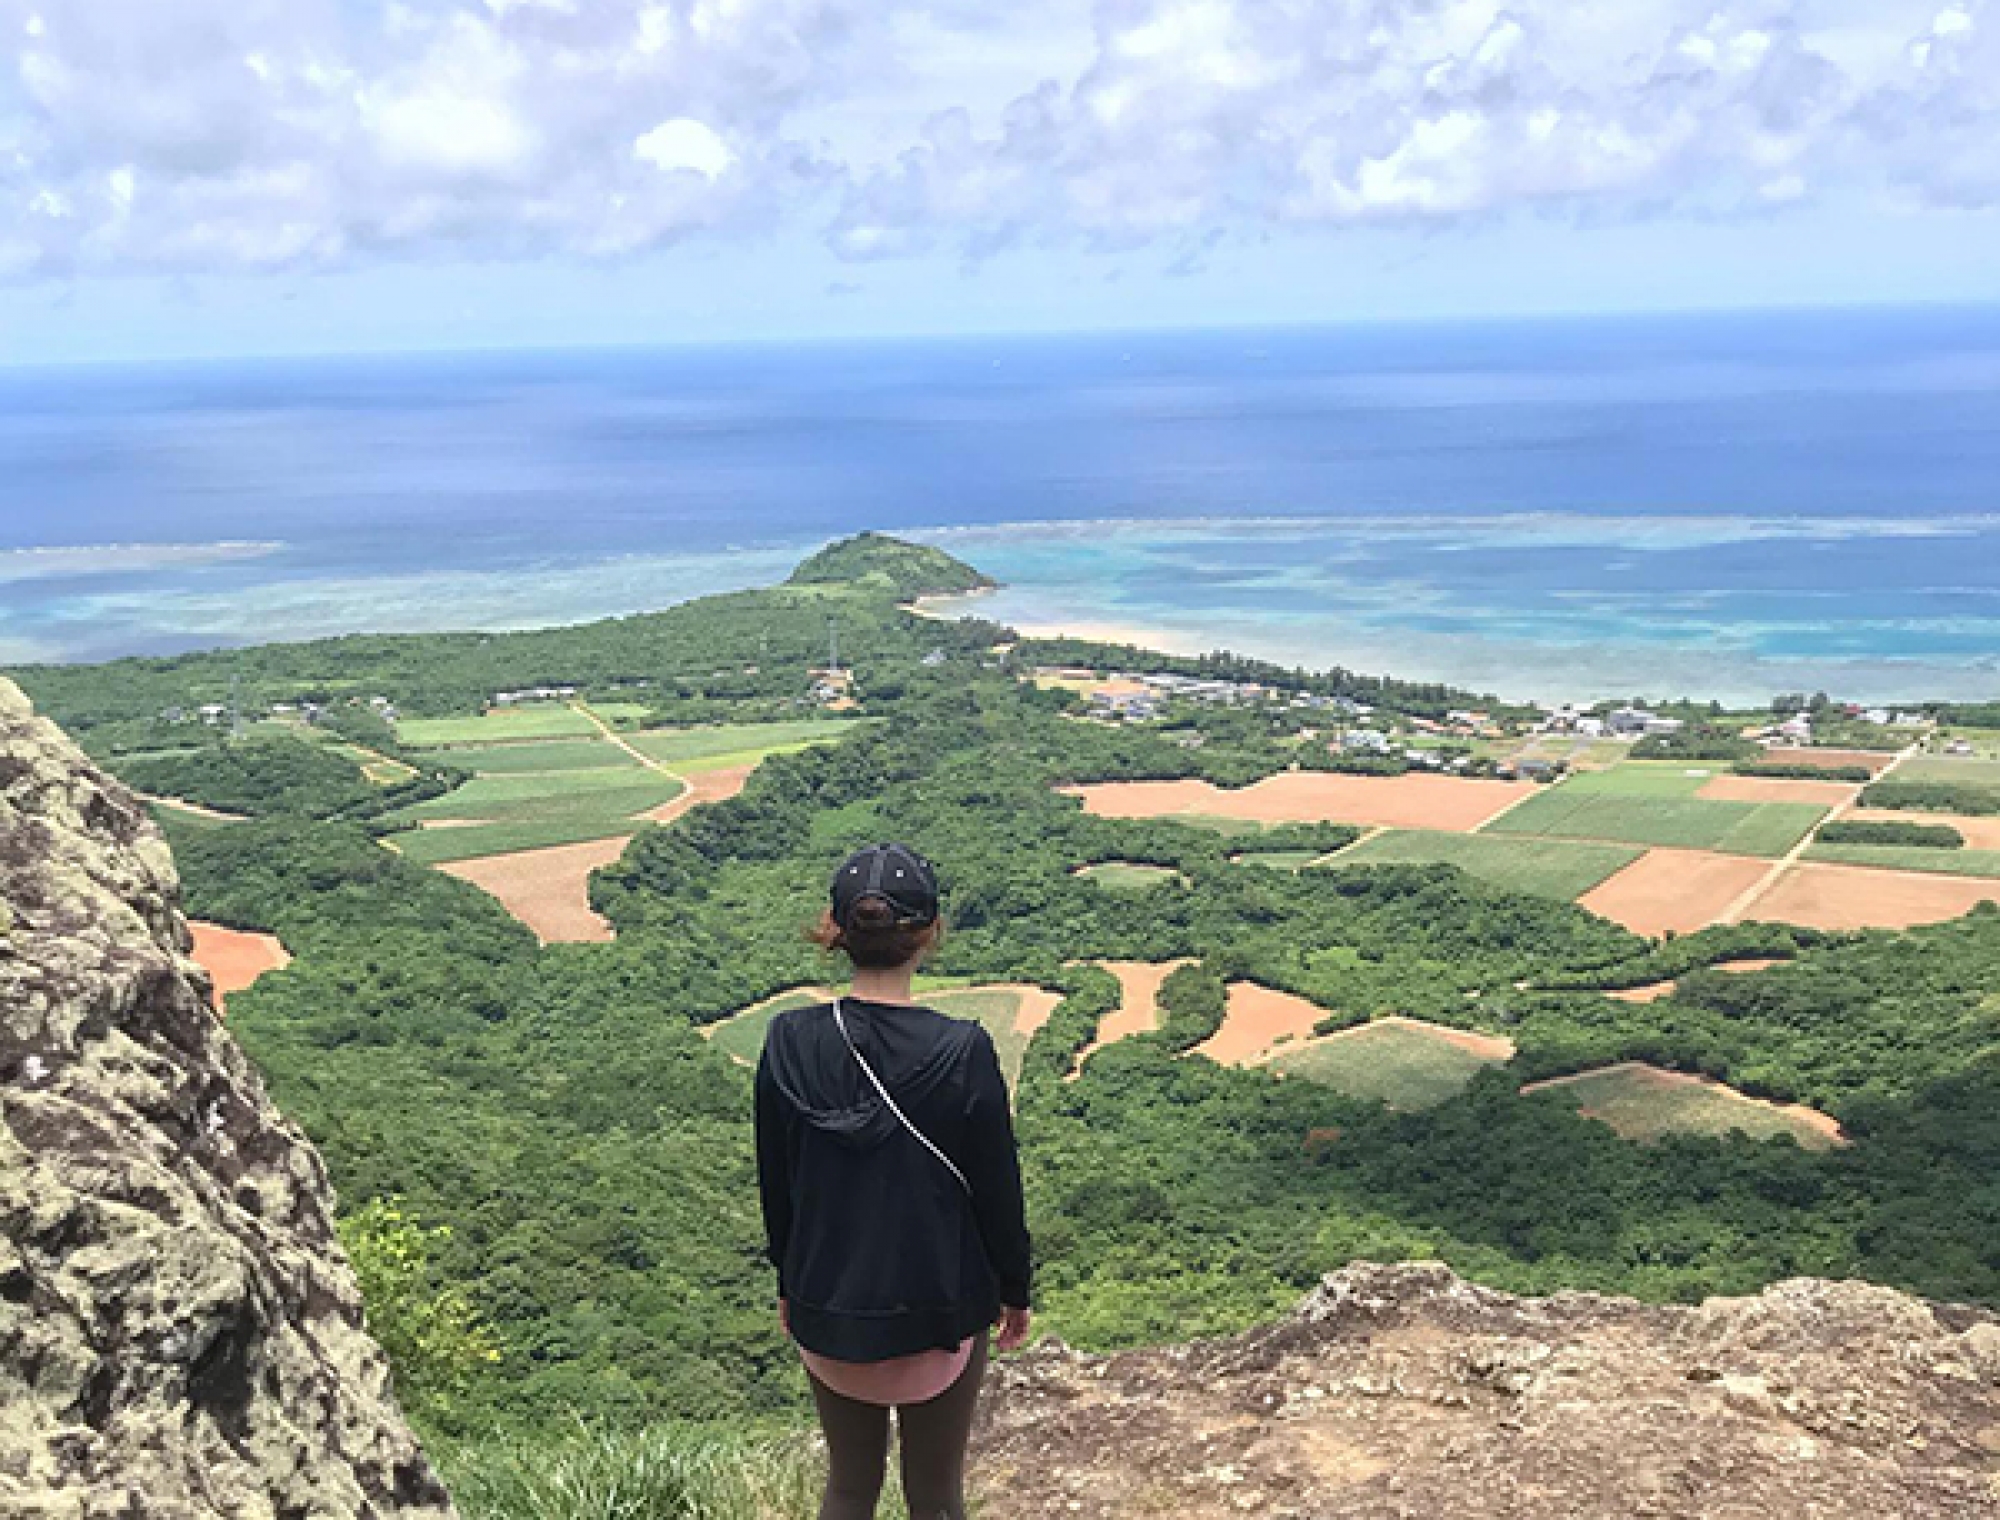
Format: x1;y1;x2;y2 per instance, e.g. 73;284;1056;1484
807;901;944;971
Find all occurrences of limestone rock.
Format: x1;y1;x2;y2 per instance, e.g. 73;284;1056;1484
974;1260;2000;1518
0;679;453;1519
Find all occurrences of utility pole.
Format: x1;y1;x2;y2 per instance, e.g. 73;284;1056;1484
229;673;244;741
827;616;840;675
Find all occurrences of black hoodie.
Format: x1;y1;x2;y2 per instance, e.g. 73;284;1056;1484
754;996;1032;1363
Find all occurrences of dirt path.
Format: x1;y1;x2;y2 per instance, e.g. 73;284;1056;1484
570;699;682;780
1719;742;1918;924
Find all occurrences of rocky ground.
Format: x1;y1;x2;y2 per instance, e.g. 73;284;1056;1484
0;679;451;1519
974;1260;2000;1519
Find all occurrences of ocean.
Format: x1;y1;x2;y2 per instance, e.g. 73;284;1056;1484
3;306;1997;704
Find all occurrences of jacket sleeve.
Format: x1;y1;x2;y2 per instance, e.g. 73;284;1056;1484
963;1029;1033;1308
753;1045;792;1298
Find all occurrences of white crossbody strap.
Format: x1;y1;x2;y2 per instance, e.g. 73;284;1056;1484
833;999;972;1195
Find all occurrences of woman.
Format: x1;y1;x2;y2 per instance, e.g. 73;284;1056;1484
755;843;1033;1520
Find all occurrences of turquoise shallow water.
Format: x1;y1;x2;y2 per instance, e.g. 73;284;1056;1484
2;308;1997;703
913;515;2000;705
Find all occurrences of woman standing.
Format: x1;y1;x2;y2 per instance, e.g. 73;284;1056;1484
755;843;1033;1520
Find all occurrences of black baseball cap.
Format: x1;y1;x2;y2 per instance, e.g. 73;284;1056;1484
830;843;939;930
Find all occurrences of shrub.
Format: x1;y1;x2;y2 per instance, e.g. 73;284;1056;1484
1859;781;2000;816
1818;819;1964;849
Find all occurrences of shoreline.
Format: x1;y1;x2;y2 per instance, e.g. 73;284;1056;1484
909;589;1202;658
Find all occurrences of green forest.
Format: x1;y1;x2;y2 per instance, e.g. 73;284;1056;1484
14;534;2000;1456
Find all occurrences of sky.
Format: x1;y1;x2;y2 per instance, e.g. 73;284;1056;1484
2;0;1998;362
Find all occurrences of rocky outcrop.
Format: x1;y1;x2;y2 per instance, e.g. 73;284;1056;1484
0;679;452;1519
975;1261;2000;1518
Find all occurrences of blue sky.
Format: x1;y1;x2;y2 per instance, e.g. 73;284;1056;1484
3;0;1997;362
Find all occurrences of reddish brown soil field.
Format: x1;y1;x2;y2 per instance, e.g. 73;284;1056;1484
188;921;291;1013
1751;748;1899;774
1608;982;1674;1003
1062;773;1533;833
646;763;755;823
1844;810;2000;849
1194;981;1335;1066
1577;849;1773;937
1068;959;1192;1075
1697;775;1860;806
441;836;629;944
1005;985;1067;1039
1748;863;2000;931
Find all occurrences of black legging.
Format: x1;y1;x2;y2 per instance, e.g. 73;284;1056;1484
805;1335;990;1520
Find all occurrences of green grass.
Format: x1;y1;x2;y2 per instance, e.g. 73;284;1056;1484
389;812;648;866
398;708;600;746
1169;813;1272;839
1485;783;1825;857
1266;1021;1507;1110
629;719;866;768
393;770;683;823
1320;830;1642;899
440;1422;870;1520
1553;763;1717;798
1074;861;1186;890
1229;850;1324;871
1806;844;2000;879
707;990;825;1065
585;700;654;727
1899;755;2000;789
1526;1064;1842;1150
705;985;1046;1089
425;739;638;774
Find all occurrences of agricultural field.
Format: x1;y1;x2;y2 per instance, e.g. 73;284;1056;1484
1227;849;1326;871
1577;848;1773;936
1805;844;2000;879
1319;830;1642;900
1751;863;2000;930
423;739;638;773
1523;1063;1845;1150
1262;1017;1515;1110
629;718;867;771
1064;772;1534;832
386;768;687;865
705;984;1063;1089
1194;982;1335;1066
1486;765;1826;856
1069;960;1190;1074
397;706;602;746
1073;861;1187;890
1898;754;2000;788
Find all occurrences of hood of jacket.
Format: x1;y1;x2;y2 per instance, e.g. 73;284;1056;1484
762;998;982;1152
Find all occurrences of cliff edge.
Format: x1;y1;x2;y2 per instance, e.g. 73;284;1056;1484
975;1261;2000;1518
0;679;451;1519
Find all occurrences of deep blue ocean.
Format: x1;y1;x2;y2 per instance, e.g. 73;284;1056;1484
3;306;1997;703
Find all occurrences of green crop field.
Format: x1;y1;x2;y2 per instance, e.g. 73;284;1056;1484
1553;763;1716;798
1169;813;1273;839
1228;850;1324;871
1485;782;1824;857
584;701;654;727
1806;844;2000;879
393;769;683;822
629;718;866;769
1320;830;1642;899
391;813;649;866
1526;1064;1843;1150
1899;755;2000;789
398;708;601;746
423;740;638;774
704;985;1048;1089
1076;861;1186;890
1266;1021;1508;1110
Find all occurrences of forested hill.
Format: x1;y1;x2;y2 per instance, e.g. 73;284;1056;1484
784;530;995;598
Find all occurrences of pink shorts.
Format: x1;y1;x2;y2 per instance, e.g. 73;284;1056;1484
799;1336;976;1407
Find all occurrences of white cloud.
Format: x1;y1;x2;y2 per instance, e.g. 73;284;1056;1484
0;0;1992;276
635;117;734;176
